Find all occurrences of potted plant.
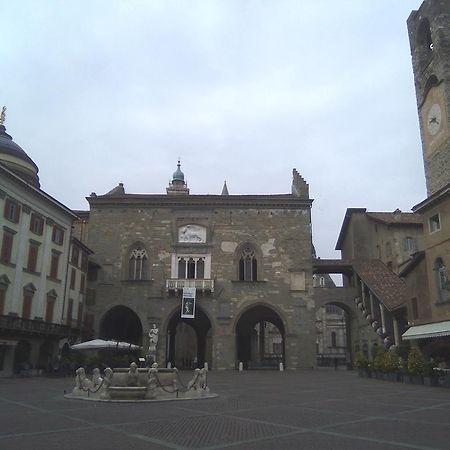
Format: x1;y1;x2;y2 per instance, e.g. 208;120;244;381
354;353;371;377
372;347;387;379
384;348;401;381
405;346;425;384
423;361;438;387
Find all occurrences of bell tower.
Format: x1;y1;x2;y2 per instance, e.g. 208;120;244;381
407;0;450;196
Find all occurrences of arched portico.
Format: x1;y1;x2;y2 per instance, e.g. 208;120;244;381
234;303;286;369
165;305;213;369
99;305;143;345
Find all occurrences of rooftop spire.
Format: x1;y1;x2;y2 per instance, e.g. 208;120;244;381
221;180;229;195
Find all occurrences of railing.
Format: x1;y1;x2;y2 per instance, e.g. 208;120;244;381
166;279;214;292
0;315;71;337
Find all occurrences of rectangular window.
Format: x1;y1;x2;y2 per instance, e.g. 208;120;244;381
52;226;64;245
80;273;85;293
22;293;33;320
81;253;88;272
49;252;60;279
66;299;73;326
77;302;83;328
4;198;20;223
71;246;80;266
404;237;416;252
29;213;44;235
0;230;14;264
429;214;441;233
70;268;76;290
27;242;39;272
0;289;5;315
45;299;55;322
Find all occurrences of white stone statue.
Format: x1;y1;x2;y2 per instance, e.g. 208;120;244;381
148;324;159;353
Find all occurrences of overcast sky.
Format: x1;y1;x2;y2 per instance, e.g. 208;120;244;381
1;0;426;259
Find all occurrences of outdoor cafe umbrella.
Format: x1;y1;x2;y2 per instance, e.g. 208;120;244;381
70;339;142;351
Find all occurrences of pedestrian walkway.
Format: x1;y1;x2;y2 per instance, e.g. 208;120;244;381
1;369;450;449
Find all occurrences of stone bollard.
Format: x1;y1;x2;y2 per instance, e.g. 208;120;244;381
279;362;284;372
167;362;172;369
239;361;243;372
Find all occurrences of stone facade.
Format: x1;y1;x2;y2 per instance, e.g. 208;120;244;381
76;168;317;370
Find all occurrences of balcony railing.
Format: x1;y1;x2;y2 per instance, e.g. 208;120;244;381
166;279;214;292
0;315;72;338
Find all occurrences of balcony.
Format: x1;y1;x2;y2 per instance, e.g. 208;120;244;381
166;279;214;293
0;315;72;338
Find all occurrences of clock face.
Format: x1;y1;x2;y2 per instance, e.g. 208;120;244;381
427;103;442;136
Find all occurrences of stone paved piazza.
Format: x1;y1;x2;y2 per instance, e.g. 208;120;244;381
1;369;450;449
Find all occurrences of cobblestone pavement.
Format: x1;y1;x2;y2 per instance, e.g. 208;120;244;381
1;369;450;449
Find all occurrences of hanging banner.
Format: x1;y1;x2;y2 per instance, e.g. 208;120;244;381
181;287;196;319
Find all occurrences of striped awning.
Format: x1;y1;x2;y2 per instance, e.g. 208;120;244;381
402;321;450;340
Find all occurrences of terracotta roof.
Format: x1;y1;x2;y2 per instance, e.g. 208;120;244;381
366;211;422;226
352;259;407;311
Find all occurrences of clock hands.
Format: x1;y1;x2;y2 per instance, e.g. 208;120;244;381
429;116;439;125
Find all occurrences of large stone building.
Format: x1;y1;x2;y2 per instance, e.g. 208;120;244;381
74;166;317;370
0;121;90;376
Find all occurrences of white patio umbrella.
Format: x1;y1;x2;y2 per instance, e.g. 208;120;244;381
70;339;142;351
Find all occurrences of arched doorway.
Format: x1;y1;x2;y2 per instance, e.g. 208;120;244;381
166;306;212;369
38;341;53;371
13;340;31;374
316;303;351;368
99;305;143;345
235;304;285;369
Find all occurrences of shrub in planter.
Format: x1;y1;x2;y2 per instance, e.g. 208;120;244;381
406;346;425;384
373;347;387;375
423;362;438;386
354;353;370;376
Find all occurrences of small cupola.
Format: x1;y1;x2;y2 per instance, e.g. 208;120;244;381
167;160;189;195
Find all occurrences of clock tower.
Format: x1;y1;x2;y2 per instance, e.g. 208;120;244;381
407;0;450;196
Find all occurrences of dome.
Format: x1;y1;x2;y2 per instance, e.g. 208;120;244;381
172;160;184;182
0;125;40;187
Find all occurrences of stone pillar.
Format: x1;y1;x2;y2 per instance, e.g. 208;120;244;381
369;292;375;320
393;318;400;345
379;303;386;333
213;332;235;370
360;280;366;308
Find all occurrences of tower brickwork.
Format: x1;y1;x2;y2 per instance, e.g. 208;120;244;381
408;0;450;195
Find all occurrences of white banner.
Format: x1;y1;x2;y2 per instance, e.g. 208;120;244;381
181;287;196;319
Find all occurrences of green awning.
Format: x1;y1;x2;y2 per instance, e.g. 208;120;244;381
402;321;450;340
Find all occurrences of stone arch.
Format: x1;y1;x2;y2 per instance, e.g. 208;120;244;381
234;302;287;369
234;241;263;281
165;304;214;369
99;305;143;345
13;340;31;374
315;301;353;368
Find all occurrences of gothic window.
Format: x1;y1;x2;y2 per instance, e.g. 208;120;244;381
238;245;258;281
177;257;205;279
128;248;148;280
435;258;449;303
417;18;433;52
